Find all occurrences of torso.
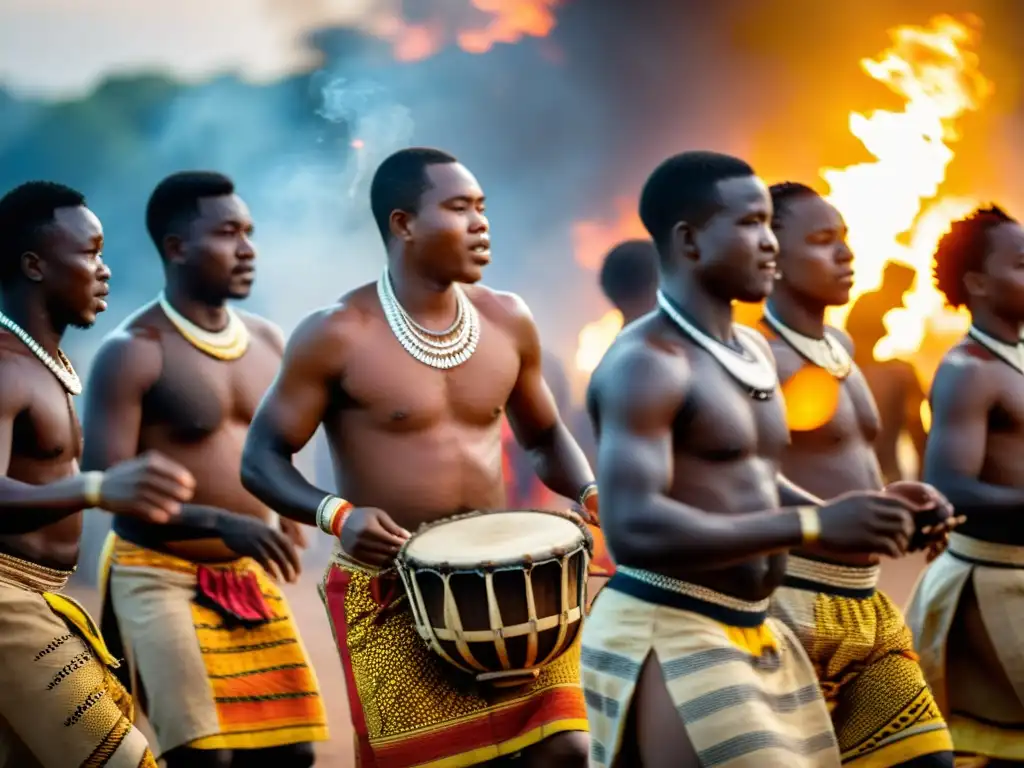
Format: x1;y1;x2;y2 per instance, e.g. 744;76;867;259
604;317;792;602
324;283;522;533
118;303;282;560
939;339;1024;543
0;335;84;569
767;325;883;566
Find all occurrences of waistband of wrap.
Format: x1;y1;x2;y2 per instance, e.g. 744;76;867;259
782;555;879;598
0;550;74;593
947;532;1024;569
609;566;769;627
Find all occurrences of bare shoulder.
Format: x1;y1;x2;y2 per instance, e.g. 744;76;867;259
237;309;285;353
464;283;533;331
283;283;377;365
931;341;995;404
90;309;164;389
590;319;691;423
0;338;40;414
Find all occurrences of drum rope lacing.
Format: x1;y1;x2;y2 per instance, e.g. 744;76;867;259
394;508;593;682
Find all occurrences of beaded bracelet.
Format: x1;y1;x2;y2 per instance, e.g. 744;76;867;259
577;482;598;508
316;495;355;538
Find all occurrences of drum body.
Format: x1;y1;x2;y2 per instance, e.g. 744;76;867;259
396;509;592;686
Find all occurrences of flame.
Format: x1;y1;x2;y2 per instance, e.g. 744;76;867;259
570;197;648;271
822;14;993;361
369;0;559;62
575;309;624;375
458;0;558;54
568;199;646;375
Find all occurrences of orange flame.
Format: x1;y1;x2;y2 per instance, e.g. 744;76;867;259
570;199;647;375
371;0;560;62
823;14;993;360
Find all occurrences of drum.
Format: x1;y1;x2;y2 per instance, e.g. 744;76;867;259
396;509;593;686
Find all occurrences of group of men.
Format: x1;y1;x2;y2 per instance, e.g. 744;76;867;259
0;146;1019;768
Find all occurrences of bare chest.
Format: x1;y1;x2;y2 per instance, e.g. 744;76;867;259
144;335;279;440
675;351;790;463
785;363;880;447
13;373;81;467
988;367;1024;436
339;325;521;432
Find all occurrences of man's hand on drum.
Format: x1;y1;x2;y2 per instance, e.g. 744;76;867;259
882;480;965;550
340;507;411;566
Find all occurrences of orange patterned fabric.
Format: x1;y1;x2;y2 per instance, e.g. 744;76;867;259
100;535;328;753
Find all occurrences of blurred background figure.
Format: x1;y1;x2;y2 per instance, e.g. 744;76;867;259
598;239;659;326
846;262;928;481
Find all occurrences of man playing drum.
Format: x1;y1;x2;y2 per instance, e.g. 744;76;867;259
582;151;924;767
241;147;596;767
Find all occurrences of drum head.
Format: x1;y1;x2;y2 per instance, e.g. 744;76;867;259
403;511;584;568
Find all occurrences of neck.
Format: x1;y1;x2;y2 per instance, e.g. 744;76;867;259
970;306;1022;346
0;287;65;357
164;275;230;333
660;276;734;344
619;300;651;326
386;259;459;330
765;287;827;339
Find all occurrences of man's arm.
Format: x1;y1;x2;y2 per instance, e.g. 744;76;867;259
923;357;1024;515
80;333;236;538
503;294;594;502
0;360;98;532
593;342;804;570
777;474;825;506
240;309;344;524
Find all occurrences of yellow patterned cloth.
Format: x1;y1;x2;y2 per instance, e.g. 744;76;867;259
99;533;328;758
771;556;952;766
321;550;588;768
0;551;156;768
906;534;1024;762
583;567;841;768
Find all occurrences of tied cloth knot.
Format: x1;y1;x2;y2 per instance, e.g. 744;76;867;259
196;566;274;627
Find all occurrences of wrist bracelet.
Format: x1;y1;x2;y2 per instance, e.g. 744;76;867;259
797;506;821;545
316;495;354;538
82;472;105;508
577;482;598;507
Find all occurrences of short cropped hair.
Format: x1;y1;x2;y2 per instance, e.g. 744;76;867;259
639;151;755;257
599;240;658;309
933;205;1016;308
369;147;458;242
769;181;820;227
0;181;87;282
145;171;235;258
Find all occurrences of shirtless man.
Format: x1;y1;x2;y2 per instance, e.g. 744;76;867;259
0;181;195;768
80;172;327;768
761;181;954;767
240;148;597;767
906;206;1024;765
581;151;923;768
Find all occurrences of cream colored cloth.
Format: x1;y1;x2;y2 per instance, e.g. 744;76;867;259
905;533;1024;762
0;553;155;768
582;571;841;768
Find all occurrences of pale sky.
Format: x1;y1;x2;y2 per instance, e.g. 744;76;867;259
0;0;385;97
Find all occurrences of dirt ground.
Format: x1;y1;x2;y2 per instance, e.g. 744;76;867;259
65;549;930;768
